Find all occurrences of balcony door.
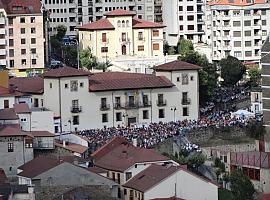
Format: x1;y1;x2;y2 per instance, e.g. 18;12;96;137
122;45;126;55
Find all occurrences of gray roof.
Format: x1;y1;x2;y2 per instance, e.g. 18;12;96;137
261;35;270;53
261;53;270;64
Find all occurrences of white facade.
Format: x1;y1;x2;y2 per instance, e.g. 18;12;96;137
163;0;205;45
208;2;270;62
250;88;262;115
0;96;16;109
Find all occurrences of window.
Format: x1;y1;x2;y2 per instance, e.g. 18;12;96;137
72;99;79;110
183;107;189;116
233;21;241;26
31;48;36;54
117;20;121;27
10;60;14;68
233;31;241;37
234;51;242;57
158;109;165;118
179;16;183;20
21;59;26;65
116;112;122;121
177;77;180;82
122;32;126;41
245;41;251;47
153;30;159;37
138;45;144;51
32;59;36;65
158;94;164;105
126;172;132;181
49;83;53;88
80;82;84;87
262;20;266;26
31;17;35;23
20;17;25;23
73;115;79;125
138;6;142;10
245;51;252;57
187;15;194;21
25;139;33;148
21;49;26;55
31;28;36;34
182;73;189;85
179;25;183;30
65;83;69;88
244;31;251;36
143;110;149;119
179;6;183;11
115;96;121;107
126;20;129;27
101;47;108;53
8;18;13;25
21;38;26;44
4;100;9;108
187;6;193;11
20;28;25;34
8;143;14;152
138;32;143;40
70;80;78;91
101;98;107;108
188;25;194;30
102;113;108;123
153;43;159;50
9;28;13;36
122;20;125;27
31;38;36;44
244;20;251;26
234;41;241;47
124;189;127;195
102;33;106;42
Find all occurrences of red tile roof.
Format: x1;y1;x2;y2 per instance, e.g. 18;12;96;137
0;125;33;137
123;164;180;192
29;131;54;137
154;60;202;71
43;66;91;78
9;76;44;94
0;86;22;97
55;140;88;154
0;108;18;120
208;0;266;6
89;72;174;92
94;138;170;172
132;18;165;29
87;166;108;174
104;9;136;16
18;157;62;178
14;103;31;114
77;18;115;30
0;0;42;15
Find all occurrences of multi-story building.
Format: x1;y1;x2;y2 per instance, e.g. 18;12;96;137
250;87;262;116
0;0;45;77
163;0;205;45
11;61;200;131
42;0;94;36
154;0;163;23
208;0;270;63
78;9;165;61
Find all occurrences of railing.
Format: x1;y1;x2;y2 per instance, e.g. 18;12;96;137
114;103;124;110
157;100;167;107
182;98;191;105
125;102;138;109
100;104;110;111
70;106;82;113
139;101;152;108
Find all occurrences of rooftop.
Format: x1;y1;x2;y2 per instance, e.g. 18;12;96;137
9;76;44;94
29;131;54;137
208;0;267;6
0;108;18;120
0;0;42;15
154;60;201;71
0;125;32;137
55;140;88;154
14;103;31;114
123;164;180;192
43;66;91;78
104;9;136;16
0;86;21;97
132;18;165;29
89;72;174;92
77;18;115;30
261;35;270;53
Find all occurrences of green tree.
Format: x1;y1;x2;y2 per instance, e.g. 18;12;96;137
187;153;205;171
220;56;246;86
229;170;255;200
248;67;261;87
96;60;113;72
177;39;194;56
56;25;67;40
163;41;170;55
79;47;98;70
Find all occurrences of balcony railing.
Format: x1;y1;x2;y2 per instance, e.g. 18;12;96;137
139;101;152;107
70;106;82;113
157;100;167;107
125;102;138;109
182;98;191;105
114;103;124;110
100;104;110;111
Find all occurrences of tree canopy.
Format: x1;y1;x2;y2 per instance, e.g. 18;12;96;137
229;170;255;200
177;39;194;56
56;25;67;40
248;67;261;87
220;56;246;86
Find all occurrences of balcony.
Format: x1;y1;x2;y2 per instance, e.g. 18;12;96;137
182;98;191;105
0;29;5;35
0;49;6;55
70;106;82;113
157;100;167;107
0;39;5;45
114;103;124;110
139;101;152;108
100;104;110;111
125;102;139;109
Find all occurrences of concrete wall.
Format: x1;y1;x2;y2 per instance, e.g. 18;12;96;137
31;110;54;133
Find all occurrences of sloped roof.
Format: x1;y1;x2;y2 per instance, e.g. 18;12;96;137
14;103;31;114
208;0;266;6
132;18;165;29
9;76;44;94
43;66;91;78
89;72;174;91
0;168;11;199
29;131;54;137
123;164;180;192
104;9;136;16
261;53;270;64
55;140;88;154
0;108;18;120
0;86;22;97
0;125;33;137
78;18;115;30
0;0;42;15
261;35;270;53
154;60;201;71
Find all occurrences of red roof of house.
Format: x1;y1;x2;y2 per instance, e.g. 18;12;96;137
93;138;170;172
0;86;21;97
0;0;42;15
43;66;91;78
29;131;54;137
104;9;136;16
77;18;115;30
87;166;108;174
0;125;33;137
154;60;202;71
89;72;174;91
208;0;266;6
0;108;18;120
132;18;165;29
123;164;180;192
14;103;31;114
9;76;44;94
55;140;88;154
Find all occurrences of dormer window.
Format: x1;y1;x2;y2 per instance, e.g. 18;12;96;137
122;20;125;27
117;20;121;27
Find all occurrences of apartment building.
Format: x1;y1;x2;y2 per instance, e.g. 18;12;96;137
154;0;162;23
0;0;45;77
93;0;155;22
42;0;94;36
78;9;164;61
163;0;205;46
208;0;270;62
11;61;200;131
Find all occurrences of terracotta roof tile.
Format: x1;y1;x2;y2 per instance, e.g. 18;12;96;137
104;9;136;16
55;140;88;154
208;0;266;6
0;86;22;97
154;60;201;71
0;108;18;120
0;125;33;137
1;0;42;15
89;72;174;92
29;131;54;137
43;66;91;78
123;164;180;192
77;18;115;30
132;18;165;29
87;166;108;174
9;76;44;94
14;103;31;113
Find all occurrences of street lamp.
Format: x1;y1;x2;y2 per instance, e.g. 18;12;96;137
171;107;177;122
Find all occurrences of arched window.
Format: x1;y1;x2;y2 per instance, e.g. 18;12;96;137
117;20;121;27
126;20;129;27
122;20;125;27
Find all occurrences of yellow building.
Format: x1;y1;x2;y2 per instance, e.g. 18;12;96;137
77;9;165;61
